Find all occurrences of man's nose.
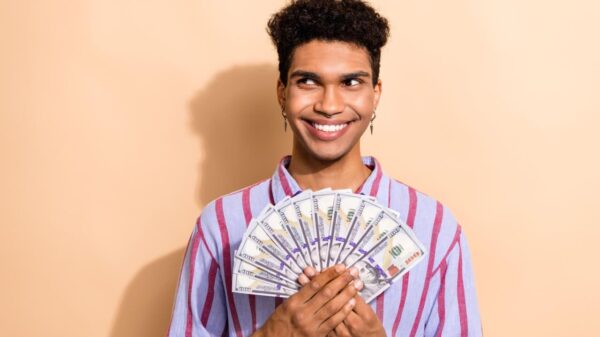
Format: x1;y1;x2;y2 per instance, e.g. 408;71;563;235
315;86;344;116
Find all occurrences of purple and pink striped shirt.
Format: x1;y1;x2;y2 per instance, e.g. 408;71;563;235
167;156;482;337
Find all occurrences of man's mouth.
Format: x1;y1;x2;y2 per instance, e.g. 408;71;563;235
310;121;349;133
302;119;353;141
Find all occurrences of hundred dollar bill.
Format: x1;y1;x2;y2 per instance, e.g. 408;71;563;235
276;192;315;268
357;223;426;284
312;190;341;268
324;192;348;267
236;225;302;282
234;258;299;289
344;214;426;303
232;273;295;298
248;219;304;273
341;210;409;267
345;211;427;280
291;190;323;271
257;203;310;269
334;197;385;265
353;257;391;303
329;192;364;266
388;208;401;218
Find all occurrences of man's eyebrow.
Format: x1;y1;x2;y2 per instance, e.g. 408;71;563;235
340;71;371;80
289;70;321;80
289;70;371;80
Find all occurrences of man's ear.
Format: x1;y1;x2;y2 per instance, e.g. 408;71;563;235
373;79;382;110
276;78;286;110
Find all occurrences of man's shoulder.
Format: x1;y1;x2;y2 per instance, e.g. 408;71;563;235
389;177;458;222
197;178;272;232
208;178;272;208
388;178;463;265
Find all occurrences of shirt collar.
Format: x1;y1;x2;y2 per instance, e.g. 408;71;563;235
269;155;389;205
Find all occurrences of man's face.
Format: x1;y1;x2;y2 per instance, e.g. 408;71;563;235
278;40;382;162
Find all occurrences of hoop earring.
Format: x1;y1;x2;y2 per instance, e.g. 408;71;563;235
281;109;287;132
370;111;377;135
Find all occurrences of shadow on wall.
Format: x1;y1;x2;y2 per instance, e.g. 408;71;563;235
110;64;291;337
190;64;292;206
109;248;185;337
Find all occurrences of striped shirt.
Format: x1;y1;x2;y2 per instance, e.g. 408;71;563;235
167;156;482;337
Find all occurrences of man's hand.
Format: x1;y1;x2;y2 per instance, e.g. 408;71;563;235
253;265;361;337
300;267;387;337
331;295;387;337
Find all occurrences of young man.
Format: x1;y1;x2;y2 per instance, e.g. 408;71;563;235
168;1;482;336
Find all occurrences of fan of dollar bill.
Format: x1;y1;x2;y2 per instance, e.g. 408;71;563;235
233;189;427;303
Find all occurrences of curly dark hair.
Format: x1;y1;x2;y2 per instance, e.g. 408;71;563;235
267;0;390;86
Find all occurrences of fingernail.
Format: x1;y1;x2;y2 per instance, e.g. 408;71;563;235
349;267;359;278
298;274;309;285
354;280;364;290
305;267;315;277
348;298;356;307
335;264;346;273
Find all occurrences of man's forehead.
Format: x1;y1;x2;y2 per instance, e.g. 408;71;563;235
288;40;372;76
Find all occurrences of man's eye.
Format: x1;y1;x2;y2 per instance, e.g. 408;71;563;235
298;78;317;85
343;79;361;86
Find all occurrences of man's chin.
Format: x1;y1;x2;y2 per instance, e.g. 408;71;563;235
292;137;359;164
306;147;351;163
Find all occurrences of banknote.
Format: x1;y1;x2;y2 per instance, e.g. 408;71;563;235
345;212;427;281
257;204;310;269
246;219;304;273
361;223;426;282
337;212;426;302
291;190;322;271
334;197;384;265
312;190;337;268
276;192;315;268
328;192;364;266
341;210;404;266
232;273;295;298
353;257;391;303
234;258;299;289
236;227;302;282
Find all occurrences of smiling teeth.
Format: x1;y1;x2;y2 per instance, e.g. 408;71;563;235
313;123;348;132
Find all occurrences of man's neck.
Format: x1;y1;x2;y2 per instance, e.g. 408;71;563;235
287;146;372;192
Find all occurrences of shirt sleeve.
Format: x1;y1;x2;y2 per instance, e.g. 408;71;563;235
167;213;228;337
425;231;483;337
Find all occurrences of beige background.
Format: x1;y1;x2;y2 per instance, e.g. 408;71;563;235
1;1;599;336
